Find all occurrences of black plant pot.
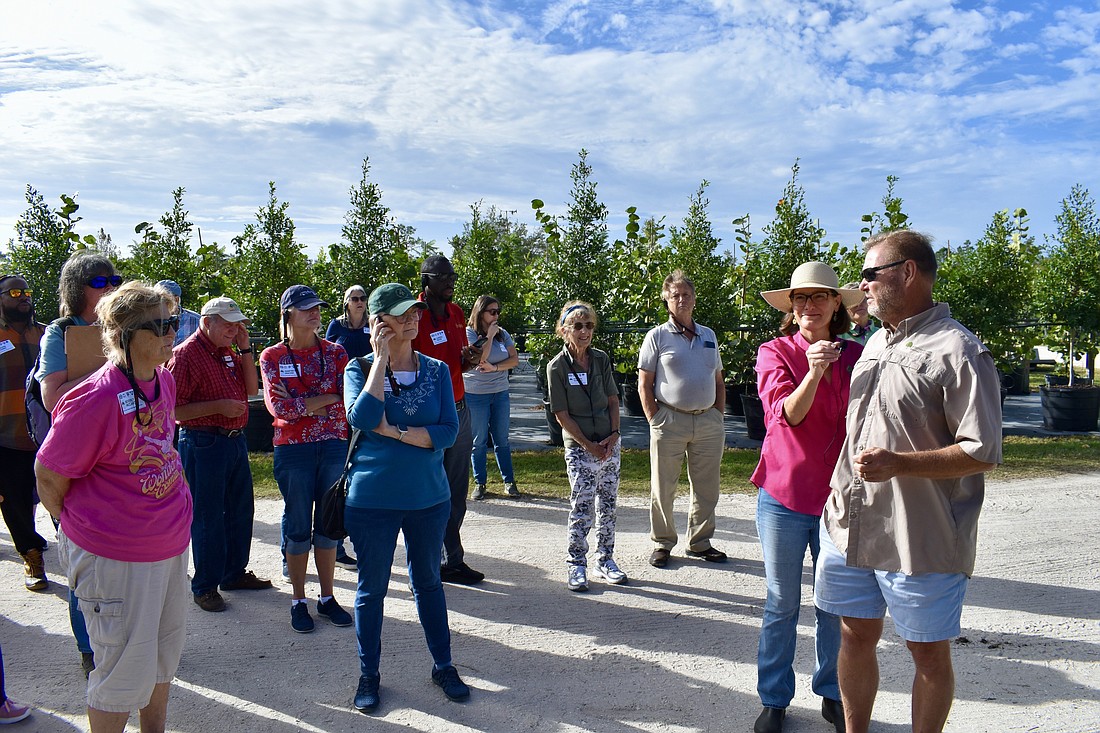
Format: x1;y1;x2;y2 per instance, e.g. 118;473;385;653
1040;385;1100;432
725;383;747;416
1002;364;1030;396
741;393;767;441
246;397;275;453
543;399;564;446
622;383;646;417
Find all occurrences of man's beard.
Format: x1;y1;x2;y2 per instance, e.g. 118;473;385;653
1;305;31;323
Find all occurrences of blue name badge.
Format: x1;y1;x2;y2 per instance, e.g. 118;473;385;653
704;340;716;349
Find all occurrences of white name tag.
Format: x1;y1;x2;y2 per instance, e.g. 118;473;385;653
362;327;369;333
568;373;588;386
0;339;14;356
222;354;235;368
117;389;147;415
279;361;300;378
430;329;447;346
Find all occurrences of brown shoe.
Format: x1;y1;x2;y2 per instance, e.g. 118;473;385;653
649;548;670;568
194;590;227;612
220;570;273;591
21;548;48;591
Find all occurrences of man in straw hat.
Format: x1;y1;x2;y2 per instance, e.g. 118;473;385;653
814;230;1002;733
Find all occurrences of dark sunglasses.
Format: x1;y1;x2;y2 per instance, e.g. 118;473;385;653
484;308;501;316
425;272;458;284
861;259;907;282
135;316;180;337
87;275;123;289
3;288;32;298
569;322;596;331
348;295;367;303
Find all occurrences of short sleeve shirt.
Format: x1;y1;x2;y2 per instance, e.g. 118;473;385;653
547;347;617;447
412;298;468;401
824;303;1003;576
167;330;251;430
462;327;515;395
638;319;723;412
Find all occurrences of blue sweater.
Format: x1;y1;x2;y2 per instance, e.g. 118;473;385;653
326;317;374;359
344;353;458;510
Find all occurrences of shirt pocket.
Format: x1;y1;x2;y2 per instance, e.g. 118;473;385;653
874;349;939;428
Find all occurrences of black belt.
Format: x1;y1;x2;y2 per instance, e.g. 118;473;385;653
455;399;466;412
182;425;245;438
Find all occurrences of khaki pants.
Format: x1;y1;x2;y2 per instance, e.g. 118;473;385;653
648;405;724;551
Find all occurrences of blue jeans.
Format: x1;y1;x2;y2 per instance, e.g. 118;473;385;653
274;440;345;554
180;430;255;595
466;390;515;485
345;501;452;677
755;488;840;708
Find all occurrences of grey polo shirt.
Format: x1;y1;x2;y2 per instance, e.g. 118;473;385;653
824;303;1003;576
547;347;617;448
637;319;723;412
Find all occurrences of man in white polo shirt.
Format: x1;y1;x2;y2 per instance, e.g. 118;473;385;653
638;270;727;568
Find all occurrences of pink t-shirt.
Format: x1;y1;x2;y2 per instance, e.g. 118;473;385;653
749;332;863;516
38;362;192;562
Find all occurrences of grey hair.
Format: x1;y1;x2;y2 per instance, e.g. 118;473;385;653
96;281;174;366
59;251;116;317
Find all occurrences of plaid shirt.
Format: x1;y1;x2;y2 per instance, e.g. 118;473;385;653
167;329;250;430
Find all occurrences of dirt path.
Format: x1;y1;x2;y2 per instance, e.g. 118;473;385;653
2;474;1098;732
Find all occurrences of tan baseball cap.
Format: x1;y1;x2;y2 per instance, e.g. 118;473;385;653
200;296;250;323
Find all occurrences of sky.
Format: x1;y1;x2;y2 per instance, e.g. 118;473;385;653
1;0;1098;262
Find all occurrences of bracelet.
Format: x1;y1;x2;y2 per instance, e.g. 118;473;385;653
611;429;620;435
238;348;253;355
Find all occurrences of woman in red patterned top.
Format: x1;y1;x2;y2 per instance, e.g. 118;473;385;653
260;285;352;633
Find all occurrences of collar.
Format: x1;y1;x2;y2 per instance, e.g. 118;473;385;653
884;302;951;342
196;328;232;356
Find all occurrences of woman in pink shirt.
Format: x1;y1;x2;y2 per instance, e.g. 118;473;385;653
750;262;864;733
35;281;192;733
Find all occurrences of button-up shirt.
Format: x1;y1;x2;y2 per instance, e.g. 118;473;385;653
824;303;1002;576
167;330;251;431
637;319;723;412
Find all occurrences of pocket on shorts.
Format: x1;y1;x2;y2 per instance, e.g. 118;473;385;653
78;597;126;647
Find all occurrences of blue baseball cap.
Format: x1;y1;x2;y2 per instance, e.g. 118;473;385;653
280;285;328;311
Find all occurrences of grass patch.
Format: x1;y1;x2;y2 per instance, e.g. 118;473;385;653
249;435;1100;500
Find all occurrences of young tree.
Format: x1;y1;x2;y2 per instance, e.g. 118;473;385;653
5;186;97;321
126;187;197;305
228;181;309;337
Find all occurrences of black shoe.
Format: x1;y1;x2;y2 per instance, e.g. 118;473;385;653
431;665;470;702
440;563;484;585
753;706;785;733
354;673;381;713
685;546;728;563
334;552;357;570
193;590;227;612
220;570;274;591
822;697;845;732
80;652;95;680
649;548;670;568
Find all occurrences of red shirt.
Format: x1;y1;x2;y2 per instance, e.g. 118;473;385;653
259;339;349;446
167;330;251;430
412;296;468;401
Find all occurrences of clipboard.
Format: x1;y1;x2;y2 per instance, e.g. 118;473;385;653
65;325;107;381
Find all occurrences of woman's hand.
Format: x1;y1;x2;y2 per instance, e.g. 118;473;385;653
596;432;619;461
805;340;843;375
269;382;291;400
369;315;394;364
475;361;497;373
373;410;393;437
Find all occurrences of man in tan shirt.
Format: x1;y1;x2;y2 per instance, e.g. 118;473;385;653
815;231;1002;733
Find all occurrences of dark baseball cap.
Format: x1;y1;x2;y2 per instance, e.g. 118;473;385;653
280;285;327;311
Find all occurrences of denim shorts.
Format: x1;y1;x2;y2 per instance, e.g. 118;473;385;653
814;523;968;643
274;440;346;554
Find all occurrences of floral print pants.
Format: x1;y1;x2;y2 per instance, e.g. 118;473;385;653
564;442;621;566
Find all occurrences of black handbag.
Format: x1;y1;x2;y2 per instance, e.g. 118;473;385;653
320;428;362;541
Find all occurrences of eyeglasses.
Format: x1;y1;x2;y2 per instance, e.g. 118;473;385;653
135;316;180;337
861;259;907;282
87;275;123;289
3;288;32;298
348;295;366;303
425;272;458;284
790;291;835;308
569;322;596;331
484;308;501;316
387;309;423;324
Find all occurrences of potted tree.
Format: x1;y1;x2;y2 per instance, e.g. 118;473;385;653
1034;185;1100;431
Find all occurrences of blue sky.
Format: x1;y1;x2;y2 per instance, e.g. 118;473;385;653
1;0;1098;262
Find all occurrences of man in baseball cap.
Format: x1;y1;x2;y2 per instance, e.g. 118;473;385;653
156;279;200;346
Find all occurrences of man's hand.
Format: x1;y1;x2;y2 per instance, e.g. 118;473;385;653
233;323;251;351
219;399;248;418
854;447;902;482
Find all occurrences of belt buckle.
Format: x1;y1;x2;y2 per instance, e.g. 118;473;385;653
225;429;243;438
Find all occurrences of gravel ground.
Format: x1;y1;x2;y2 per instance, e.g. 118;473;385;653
1;473;1098;732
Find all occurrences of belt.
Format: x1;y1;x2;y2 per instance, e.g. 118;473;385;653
182;425;245;438
455;398;466;412
657;400;710;416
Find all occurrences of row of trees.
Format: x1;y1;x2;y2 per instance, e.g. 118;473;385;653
4;153;1098;386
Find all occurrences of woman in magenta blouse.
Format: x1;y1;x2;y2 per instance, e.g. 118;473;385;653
750;262;864;733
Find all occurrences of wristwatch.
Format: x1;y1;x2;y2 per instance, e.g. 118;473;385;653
396;424;408;442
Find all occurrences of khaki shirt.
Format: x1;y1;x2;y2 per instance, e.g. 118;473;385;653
824;303;1002;576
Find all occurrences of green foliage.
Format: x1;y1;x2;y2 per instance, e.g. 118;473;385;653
125;187;199;305
450;202;541;336
667;181;737;336
227;181;309;337
5;186;97;321
1034;184;1100;383
935;208;1040;372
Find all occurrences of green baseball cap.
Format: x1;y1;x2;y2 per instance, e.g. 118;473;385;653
369;283;427;316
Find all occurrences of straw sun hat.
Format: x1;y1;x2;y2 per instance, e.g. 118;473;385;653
760;261;865;312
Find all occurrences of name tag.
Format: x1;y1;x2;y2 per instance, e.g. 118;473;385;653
497;341;507;353
362;327;369;333
0;339;13;355
117;389;147;415
222;354;236;368
279;361;300;378
430;330;447;346
568;373;589;386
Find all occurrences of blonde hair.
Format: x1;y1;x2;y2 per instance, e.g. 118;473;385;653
96;281;174;365
556;300;597;338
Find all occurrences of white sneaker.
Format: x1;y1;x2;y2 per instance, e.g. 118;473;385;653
594;559;628;585
567;565;588;592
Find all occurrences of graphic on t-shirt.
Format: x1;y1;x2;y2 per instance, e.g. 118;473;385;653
123;400;183;500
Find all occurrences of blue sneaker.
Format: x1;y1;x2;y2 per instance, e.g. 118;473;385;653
291;601;314;633
317;597;353;627
431;665;470;702
354;673;380;713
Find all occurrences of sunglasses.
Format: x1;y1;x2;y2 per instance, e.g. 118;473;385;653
87;275;123;289
135;316;180;337
484;308;501;316
3;288;32;298
425;272;458;284
569;322;596;331
348;295;367;303
861;259;907;282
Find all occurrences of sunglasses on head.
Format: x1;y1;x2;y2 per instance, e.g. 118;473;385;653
861;259;907;282
135;316;180;337
87;275;123;289
348;295;367;303
3;288;32;298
